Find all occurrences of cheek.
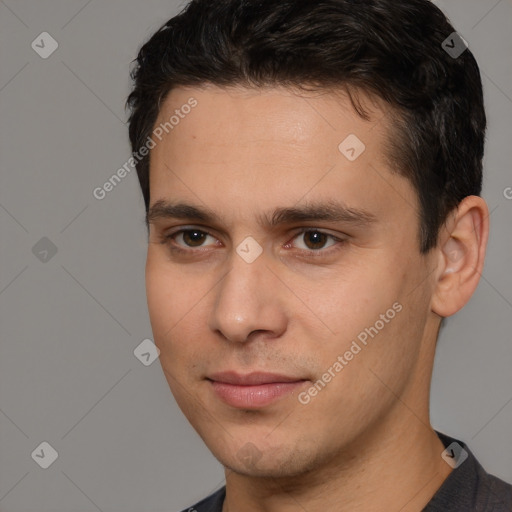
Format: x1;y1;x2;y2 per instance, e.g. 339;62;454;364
145;249;203;325
146;263;174;336
301;263;397;344
297;303;423;446
146;256;193;348
300;257;423;392
145;254;212;371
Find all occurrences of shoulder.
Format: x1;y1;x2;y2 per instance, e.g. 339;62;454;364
476;473;512;511
424;431;512;511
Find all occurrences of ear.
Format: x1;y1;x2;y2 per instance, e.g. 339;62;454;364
431;196;489;317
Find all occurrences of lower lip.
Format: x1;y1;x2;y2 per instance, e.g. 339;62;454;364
209;380;307;408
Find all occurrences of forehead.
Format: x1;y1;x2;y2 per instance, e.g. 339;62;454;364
148;84;412;225
154;84;390;154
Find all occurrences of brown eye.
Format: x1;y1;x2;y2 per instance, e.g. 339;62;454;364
302;230;329;250
289;229;341;253
181;230;208;247
163;228;220;254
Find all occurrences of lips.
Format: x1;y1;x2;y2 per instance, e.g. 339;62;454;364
207;371;309;408
207;371;305;385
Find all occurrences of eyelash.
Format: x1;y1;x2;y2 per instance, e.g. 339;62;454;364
160;228;346;258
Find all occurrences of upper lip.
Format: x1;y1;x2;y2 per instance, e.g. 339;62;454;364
207;371;306;385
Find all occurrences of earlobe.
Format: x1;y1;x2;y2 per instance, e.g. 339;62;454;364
431;196;489;318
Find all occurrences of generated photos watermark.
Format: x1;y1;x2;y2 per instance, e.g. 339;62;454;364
92;97;198;200
298;301;403;405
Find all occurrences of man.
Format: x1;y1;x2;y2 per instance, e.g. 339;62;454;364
126;0;512;510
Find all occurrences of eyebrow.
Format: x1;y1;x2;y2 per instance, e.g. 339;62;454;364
146;199;377;230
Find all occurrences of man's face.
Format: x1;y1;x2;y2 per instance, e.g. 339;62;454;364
146;85;438;477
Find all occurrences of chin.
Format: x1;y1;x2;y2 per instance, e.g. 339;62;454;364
212;440;323;480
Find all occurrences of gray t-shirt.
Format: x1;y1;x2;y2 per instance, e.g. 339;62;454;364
181;431;512;511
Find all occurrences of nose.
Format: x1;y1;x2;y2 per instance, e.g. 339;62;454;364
208;249;288;343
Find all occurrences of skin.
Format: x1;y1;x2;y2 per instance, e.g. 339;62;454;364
145;84;489;512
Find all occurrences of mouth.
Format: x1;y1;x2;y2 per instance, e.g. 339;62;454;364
206;371;309;408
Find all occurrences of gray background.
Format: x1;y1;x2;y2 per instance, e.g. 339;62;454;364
0;0;511;510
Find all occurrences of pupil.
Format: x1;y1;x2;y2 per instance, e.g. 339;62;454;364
184;230;205;246
305;231;326;249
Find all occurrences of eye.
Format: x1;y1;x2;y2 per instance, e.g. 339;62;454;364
290;229;341;251
167;229;218;249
